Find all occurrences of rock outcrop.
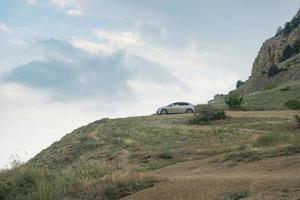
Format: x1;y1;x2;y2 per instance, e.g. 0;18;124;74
235;8;300;95
251;8;300;78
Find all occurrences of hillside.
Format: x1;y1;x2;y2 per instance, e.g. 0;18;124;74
1;7;300;200
1;111;300;199
210;8;300;110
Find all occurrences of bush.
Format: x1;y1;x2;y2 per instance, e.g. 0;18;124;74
189;104;226;125
268;64;280;77
294;115;300;128
280;86;290;91
225;93;243;110
236;80;245;89
158;152;173;160
224;190;250;200
284;99;300;110
280;41;300;62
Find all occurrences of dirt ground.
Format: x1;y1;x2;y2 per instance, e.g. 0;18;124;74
122;154;300;200
121;111;300;200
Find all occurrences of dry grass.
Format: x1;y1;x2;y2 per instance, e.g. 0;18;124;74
2;110;300;199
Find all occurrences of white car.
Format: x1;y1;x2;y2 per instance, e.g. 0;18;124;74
156;102;195;115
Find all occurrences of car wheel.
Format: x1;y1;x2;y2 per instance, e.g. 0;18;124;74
160;109;168;115
186;109;193;113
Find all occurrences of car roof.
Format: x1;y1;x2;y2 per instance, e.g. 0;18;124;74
173;102;191;104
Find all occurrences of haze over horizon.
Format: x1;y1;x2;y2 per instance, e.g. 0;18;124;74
0;0;299;168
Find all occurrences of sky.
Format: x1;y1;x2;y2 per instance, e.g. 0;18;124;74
0;0;299;168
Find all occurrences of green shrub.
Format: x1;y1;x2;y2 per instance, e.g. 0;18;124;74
236;80;245;89
280;41;300;62
189;104;226;125
268;64;280;77
224;190;250;200
294;115;300;128
280;86;290;91
284;99;300;110
225;93;243;110
158;152;173;160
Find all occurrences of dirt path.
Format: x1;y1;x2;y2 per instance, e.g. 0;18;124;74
116;149;139;172
122;154;300;200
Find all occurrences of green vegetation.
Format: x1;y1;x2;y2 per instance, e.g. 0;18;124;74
210;80;300;110
276;14;300;36
236;80;245;89
295;115;300;128
0;164;160;200
284;99;300;110
225;93;243;110
268;64;280;77
223;190;250;200
189;104;226;125
280;41;300;62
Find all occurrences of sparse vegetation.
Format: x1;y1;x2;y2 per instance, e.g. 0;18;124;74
284;99;300;110
225;93;243;110
223;190;250;200
210;80;300;110
254;133;288;147
277;15;300;36
189;104;226;124
1;111;300;199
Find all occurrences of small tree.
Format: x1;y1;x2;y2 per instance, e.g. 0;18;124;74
236;80;245;89
225;93;243;110
268;64;280;77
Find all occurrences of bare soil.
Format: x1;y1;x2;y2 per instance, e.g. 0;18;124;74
122;155;300;200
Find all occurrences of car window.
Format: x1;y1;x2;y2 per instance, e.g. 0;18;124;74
178;103;189;106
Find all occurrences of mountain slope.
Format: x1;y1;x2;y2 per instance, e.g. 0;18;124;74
19;111;300;199
210;8;300;110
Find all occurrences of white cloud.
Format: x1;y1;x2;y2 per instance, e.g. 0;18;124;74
0;22;12;33
67;8;83;16
25;0;40;5
93;29;145;47
49;0;75;8
70;38;114;54
48;0;85;16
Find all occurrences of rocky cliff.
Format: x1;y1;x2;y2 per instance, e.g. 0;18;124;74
235;8;300;95
251;8;300;78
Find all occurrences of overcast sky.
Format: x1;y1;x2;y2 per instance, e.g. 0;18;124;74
0;0;299;168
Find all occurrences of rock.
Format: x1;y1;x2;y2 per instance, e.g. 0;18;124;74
251;8;300;78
